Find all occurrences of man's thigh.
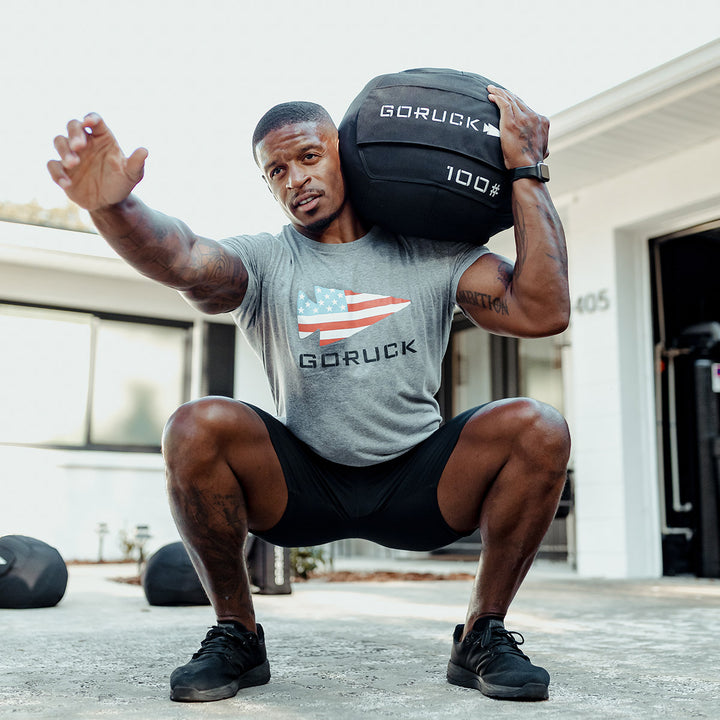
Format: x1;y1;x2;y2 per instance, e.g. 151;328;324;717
436;397;569;534
163;397;289;534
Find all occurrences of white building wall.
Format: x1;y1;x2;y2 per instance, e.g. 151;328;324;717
0;220;277;561
558;135;720;577
1;446;173;562
0;223;206;560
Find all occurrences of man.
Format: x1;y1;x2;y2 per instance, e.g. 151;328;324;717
48;84;570;703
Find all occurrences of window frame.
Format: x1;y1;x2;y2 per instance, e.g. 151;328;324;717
0;299;193;453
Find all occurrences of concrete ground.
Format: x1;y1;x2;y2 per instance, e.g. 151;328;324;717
1;557;719;719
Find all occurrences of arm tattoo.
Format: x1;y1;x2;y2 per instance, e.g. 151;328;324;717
456;290;509;316
512;192;567;285
92;201;248;313
512;195;528;281
519;128;536;161
497;261;513;291
185;240;249;313
540;205;568;278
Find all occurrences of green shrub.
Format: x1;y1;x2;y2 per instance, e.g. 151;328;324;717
290;546;326;579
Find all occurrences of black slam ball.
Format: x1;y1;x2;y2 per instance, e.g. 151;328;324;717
0;535;68;609
142;541;210;607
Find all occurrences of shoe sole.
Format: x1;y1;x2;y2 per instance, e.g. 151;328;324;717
447;661;548;701
170;659;271;702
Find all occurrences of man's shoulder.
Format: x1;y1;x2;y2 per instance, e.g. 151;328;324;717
220;228;283;246
219;227;293;257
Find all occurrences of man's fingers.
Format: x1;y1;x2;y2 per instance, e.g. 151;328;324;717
53;134;80;170
53;112;119;172
488;85;533;118
487;86;504;106
83;112;111;138
126;147;149;182
487;85;514;107
66;118;89;152
62;113;113;155
47;159;71;189
488;87;522;127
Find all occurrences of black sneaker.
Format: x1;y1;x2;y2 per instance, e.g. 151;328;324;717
170;622;270;702
447;618;550;701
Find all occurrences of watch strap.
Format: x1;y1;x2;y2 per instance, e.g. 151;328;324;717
510;162;550;183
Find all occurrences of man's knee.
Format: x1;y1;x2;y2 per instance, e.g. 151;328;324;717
506;400;571;495
162;396;251;468
512;398;569;450
481;398;570;472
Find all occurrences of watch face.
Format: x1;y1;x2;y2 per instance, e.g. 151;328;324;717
538;163;550;181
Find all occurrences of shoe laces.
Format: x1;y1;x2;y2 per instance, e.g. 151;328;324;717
192;625;251;660
473;623;530;660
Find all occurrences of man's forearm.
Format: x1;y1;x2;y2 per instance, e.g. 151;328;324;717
509;180;570;333
89;194;202;290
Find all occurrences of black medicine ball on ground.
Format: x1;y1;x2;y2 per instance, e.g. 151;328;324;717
142;541;210;606
142;539;293;605
339;68;514;245
0;535;68;609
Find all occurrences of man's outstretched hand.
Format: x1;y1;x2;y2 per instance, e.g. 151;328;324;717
47;113;148;212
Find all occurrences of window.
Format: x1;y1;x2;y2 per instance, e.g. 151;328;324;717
0;303;191;450
439;314;519;419
518;334;567;413
451;323;492;415
90;319;190;446
0;305;92;445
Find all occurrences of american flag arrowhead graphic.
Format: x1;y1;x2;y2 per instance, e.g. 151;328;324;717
297;286;411;346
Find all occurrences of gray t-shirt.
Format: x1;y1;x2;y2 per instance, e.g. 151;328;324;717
223;225;487;466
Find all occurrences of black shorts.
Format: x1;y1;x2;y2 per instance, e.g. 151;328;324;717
246;403;483;552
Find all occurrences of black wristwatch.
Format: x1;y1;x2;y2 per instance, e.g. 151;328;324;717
510;162;550;183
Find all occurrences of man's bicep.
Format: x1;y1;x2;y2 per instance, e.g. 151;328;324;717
456;252;517;327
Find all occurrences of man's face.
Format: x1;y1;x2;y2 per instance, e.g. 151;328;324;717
256;120;347;235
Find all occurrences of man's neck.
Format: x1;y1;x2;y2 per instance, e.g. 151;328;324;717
294;206;368;244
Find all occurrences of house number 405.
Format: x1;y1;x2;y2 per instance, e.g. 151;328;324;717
574;289;610;314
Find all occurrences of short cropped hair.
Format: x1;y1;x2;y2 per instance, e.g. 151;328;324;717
252;101;336;164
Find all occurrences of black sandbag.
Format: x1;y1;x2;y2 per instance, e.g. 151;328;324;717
142;541;210;606
339;67;514;245
0;535;68;609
